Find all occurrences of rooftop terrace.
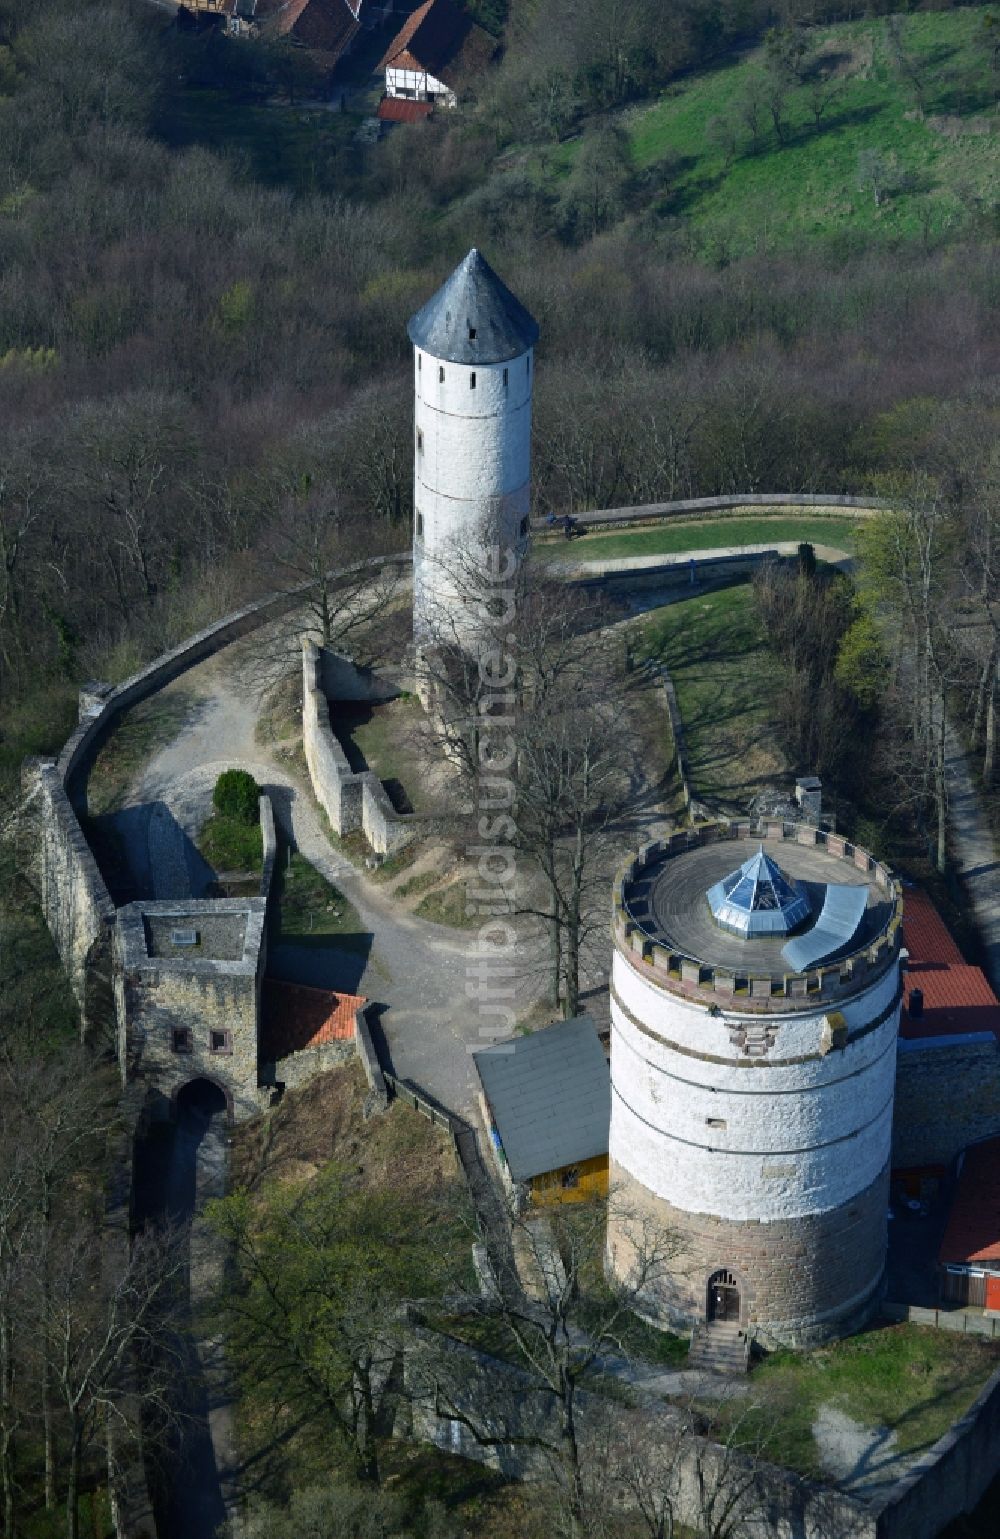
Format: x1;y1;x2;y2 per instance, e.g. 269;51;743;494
614;820;902;1010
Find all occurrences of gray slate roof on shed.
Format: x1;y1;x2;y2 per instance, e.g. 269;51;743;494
473;1015;610;1183
407;248;539;365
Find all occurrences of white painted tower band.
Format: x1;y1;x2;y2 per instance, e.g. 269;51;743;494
407;249;538;647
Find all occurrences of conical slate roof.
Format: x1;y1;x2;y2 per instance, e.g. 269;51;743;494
706;846;812;939
407;248;539;365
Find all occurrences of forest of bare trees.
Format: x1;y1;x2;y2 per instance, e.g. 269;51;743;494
0;0;995;800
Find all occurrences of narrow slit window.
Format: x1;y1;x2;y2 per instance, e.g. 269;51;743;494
468;326;477;340
519;515;529;537
438;365;445;383
526;354;530;376
503;367;508;388
417;353;421;371
470;372;476;389
416;428;423;453
415;511;424;538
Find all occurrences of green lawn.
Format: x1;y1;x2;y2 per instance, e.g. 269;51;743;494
745;1324;1000;1478
641;582;785;809
198;810;263;873
626;9;997;253
274;850;368;953
535;514;862;563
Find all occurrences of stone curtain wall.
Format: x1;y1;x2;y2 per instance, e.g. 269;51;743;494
21;755;117;1039
23;557;408;1034
301;638;417;857
876;1364;1000;1539
893;1037;1000;1167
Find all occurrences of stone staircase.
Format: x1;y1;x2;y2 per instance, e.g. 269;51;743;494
687;1320;751;1375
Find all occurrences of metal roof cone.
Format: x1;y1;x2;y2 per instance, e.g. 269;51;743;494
407;248;539;365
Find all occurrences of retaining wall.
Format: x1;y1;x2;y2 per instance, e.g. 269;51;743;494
402;1318;1000;1539
301;638;416;856
402;1323;873;1537
893;1035;1000;1167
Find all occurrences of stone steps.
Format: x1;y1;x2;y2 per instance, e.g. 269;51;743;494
688;1321;751;1375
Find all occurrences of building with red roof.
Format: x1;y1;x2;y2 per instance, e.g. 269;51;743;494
378;0;497;111
261;981;364;1062
900;887;1000;1043
378;96;435;123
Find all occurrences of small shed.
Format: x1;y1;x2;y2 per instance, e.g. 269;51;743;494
938;1138;1000;1310
474;1016;610;1206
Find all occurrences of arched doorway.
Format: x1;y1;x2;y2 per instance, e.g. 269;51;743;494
707;1269;741;1323
173;1076;231;1126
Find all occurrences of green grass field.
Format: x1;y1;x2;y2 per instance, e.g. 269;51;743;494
534;9;997;255
535;513;863;563
745;1324;1000;1478
274;850;368;952
641;582;785;809
198;809;264;873
632;10;996;252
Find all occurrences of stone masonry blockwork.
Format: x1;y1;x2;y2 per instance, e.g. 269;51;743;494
607;1156;890;1348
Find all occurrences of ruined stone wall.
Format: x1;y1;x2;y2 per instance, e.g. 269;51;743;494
301;638;417;856
22;756;116;1038
606;1157;888;1350
893;1036;1000;1168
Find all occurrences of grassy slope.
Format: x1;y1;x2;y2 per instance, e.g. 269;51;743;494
748;1324;1000;1478
626;10;996;252
641;582;786;809
535;514;862;562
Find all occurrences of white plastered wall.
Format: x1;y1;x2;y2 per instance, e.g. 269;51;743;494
609;951;901;1223
412;347;532;643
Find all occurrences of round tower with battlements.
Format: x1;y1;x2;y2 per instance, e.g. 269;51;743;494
606;823;905;1350
407;248;538;652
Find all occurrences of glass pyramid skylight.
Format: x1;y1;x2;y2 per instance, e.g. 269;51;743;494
706;846;811;939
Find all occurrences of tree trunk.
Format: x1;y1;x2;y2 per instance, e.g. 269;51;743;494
985;668;996;789
65;1426;81;1539
935;704;948;875
0;1302;16;1539
549;910;562;1011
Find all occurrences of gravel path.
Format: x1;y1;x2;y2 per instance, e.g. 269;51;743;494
811;1404;911;1500
111;644;544;1119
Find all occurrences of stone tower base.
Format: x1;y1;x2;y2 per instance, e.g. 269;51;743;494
606;1157;890;1350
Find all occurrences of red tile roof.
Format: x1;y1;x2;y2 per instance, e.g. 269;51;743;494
261;981;364;1060
939;1138;1000;1265
258;0;360;59
899;887;1000;1041
378;96;435;122
378;0;495;85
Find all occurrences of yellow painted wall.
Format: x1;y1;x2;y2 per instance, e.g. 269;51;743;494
530;1153;609;1206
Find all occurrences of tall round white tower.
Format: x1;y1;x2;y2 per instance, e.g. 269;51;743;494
607;824;905;1350
407;249;539;649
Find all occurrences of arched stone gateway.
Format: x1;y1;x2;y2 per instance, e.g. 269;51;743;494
173;1076;232;1124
